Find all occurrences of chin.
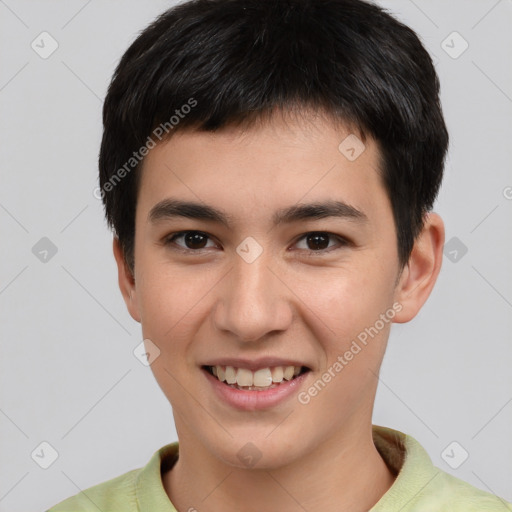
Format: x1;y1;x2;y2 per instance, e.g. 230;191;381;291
208;434;302;471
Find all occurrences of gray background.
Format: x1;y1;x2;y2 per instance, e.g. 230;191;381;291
0;0;511;510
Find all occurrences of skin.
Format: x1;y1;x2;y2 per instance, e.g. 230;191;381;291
113;109;445;512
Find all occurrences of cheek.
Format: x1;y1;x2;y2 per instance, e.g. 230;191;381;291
295;270;394;425
136;263;207;347
291;262;394;349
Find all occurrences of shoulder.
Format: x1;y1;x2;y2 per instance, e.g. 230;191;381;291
423;468;512;511
47;468;140;511
371;425;512;511
46;442;179;512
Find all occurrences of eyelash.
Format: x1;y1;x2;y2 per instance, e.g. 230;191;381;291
162;230;350;256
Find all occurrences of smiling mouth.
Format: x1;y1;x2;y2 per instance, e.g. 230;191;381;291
202;365;310;391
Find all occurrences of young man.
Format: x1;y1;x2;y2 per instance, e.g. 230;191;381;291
49;0;511;510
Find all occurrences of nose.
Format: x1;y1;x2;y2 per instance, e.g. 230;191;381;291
212;252;293;342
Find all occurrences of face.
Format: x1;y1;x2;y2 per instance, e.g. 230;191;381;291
116;111;436;470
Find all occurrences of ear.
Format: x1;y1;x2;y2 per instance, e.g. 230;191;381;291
393;212;445;323
113;237;141;323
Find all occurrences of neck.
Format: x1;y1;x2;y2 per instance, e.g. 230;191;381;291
163;425;396;512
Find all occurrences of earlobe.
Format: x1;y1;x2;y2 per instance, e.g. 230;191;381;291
112;237;141;323
393;212;445;323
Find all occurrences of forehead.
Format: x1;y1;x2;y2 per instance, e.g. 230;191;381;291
137;112;391;229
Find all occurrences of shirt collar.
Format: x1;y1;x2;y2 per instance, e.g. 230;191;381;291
134;425;438;511
371;424;441;510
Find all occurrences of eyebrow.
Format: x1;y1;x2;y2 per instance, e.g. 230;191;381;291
148;198;368;227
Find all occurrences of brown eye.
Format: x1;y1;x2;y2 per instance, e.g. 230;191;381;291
183;232;208;249
306;232;330;251
165;231;215;251
294;232;348;253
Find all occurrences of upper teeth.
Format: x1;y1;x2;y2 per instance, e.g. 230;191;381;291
212;365;302;387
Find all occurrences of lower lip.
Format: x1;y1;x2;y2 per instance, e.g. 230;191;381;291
202;368;310;411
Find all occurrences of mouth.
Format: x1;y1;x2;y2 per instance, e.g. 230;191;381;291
202;364;311;391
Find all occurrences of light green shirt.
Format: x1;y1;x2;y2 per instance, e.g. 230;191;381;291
48;425;512;511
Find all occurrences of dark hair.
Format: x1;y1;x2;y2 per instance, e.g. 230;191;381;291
99;0;449;274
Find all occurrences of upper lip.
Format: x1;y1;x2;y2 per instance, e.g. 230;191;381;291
201;357;311;372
